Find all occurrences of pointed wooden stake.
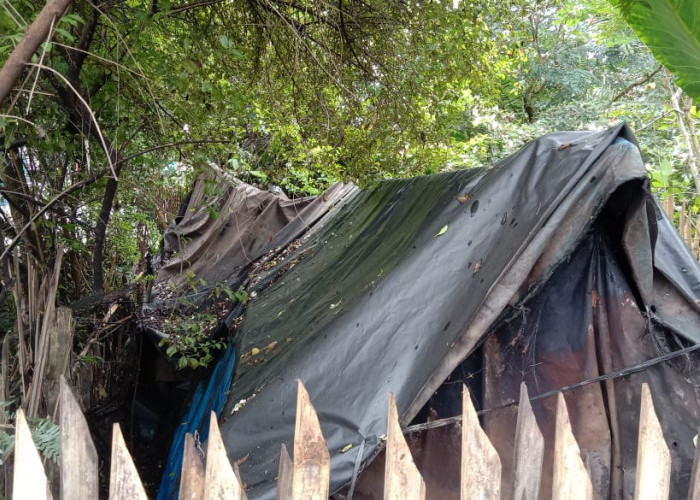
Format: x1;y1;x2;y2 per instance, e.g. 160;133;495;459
276;443;293;500
461;385;501;499
180;433;205;500
109;424;148;500
204;412;247;500
689;425;700;500
552;393;593;500
292;380;330;499
13;409;50;500
384;393;425;500
635;383;670;500
60;377;98;499
513;383;544;500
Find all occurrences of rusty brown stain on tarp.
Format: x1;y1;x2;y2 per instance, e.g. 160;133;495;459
478;239;700;500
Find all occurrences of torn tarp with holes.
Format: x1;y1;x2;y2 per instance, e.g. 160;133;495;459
155;123;700;499
156;175;358;294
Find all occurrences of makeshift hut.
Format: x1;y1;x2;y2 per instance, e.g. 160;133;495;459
144;123;700;499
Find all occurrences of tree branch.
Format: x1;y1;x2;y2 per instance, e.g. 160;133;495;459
0;175;98;266
0;0;72;106
609;65;663;105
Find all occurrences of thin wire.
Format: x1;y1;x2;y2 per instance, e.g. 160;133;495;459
402;341;700;435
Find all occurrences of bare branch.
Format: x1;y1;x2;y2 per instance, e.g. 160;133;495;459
609;65;663;105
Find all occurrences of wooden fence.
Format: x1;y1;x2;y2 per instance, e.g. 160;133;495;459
660;195;700;261
8;378;700;499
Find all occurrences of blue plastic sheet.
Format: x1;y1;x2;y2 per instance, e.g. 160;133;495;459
156;343;237;499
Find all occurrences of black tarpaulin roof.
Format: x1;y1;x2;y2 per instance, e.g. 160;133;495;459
159;124;700;498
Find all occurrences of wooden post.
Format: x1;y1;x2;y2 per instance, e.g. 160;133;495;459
59;377;98;499
13;409;50;500
204;412;247;500
276;443;293;500
292;381;330;499
513;383;544;500
384;393;425;500
552;393;593;500
461;385;501;500
689;425;700;500
45;308;74;418
109;424;148;500
180;433;205;500
661;195;675;220
635;383;670;500
0;335;8;425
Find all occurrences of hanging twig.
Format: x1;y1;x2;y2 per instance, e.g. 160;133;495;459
26;63;118;181
26;16;56;114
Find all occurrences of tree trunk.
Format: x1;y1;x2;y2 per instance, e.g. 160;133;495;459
93;168;121;294
0;0;72;105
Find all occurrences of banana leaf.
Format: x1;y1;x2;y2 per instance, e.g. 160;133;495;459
613;0;700;102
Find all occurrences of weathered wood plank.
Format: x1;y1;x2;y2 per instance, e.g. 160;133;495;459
204;411;247;500
689;426;700;500
635;383;670;500
13;408;50;500
0;335;8;425
179;433;205;500
513;382;544;500
552;392;593;500
384;393;425;500
109;423;148;500
461;385;501;500
59;377;98;500
28;249;63;418
275;443;293;500
292;380;330;499
45;308;74;418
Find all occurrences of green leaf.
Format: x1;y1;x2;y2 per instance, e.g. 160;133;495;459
613;0;700;101
178;357;188;369
219;35;232;49
54;27;75;43
166;345;178;357
435;224;449;237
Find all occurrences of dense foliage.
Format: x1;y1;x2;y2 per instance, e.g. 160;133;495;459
3;0;700;479
1;0;699;300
